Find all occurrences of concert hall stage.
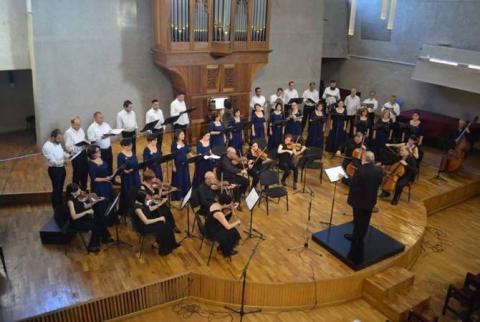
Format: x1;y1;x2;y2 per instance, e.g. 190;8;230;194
0;131;479;321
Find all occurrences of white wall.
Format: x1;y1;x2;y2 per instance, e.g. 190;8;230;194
0;0;30;70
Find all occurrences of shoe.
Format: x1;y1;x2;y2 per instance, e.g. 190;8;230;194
281;180;287;186
344;233;353;241
391;199;399;206
174;226;181;234
372;207;379;213
293;182;297;190
87;246;100;253
379;191;390;199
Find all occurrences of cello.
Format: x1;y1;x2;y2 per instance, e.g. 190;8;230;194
440;116;478;173
345;135;367;177
381;146;408;194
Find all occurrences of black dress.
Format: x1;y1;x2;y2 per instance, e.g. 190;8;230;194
205;208;240;257
140;183;177;231
132;203;178;255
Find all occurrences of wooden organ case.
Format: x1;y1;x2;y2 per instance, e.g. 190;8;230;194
152;0;271;139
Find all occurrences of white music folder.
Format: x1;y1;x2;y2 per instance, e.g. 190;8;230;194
324;166;348;183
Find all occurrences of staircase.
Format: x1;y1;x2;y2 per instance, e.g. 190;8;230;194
363;267;431;322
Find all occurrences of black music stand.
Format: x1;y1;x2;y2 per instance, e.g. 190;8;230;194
105;194;132;249
320;166;347;227
140;120;159;133
157;153;175;183
178;188;201;242
243;188;265;241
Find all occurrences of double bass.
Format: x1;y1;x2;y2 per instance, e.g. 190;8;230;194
440;116;478;173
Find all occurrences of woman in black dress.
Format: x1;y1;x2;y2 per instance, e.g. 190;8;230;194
133;190;179;256
205;193;241;257
65;183;113;253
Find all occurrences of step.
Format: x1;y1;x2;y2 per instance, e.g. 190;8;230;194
363;266;415;300
381;286;431;322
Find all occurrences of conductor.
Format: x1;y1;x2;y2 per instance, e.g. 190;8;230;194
344;150;383;243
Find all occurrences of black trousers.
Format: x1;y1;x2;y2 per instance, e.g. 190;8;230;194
302;105;314;131
152;128;164;151
100;147;113;175
71;151;88;190
279;161;298;183
227;175;249;202
352;208;372;242
347;115;356;137
48;166;66;210
70;216;111;249
122;131;136;154
393;176;411;202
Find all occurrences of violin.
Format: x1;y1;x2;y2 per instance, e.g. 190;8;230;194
286;142;303;151
252;146;269;161
78;191;104;206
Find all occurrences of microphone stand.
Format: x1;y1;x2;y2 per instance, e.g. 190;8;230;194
225;238;263;321
288;186;322;257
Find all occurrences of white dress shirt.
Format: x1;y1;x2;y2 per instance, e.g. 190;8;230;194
284;88;299;104
270;93;285;105
382;102;400;122
322;87;340;106
170;99;189;126
146;108;166;130
87;121;112;149
249;95;266;109
116;109;138;132
362;98;378;113
344;95;361;116
42;140;69;167
64;127;86;154
302;89;319;106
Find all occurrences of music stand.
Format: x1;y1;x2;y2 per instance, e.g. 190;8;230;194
105;194;132;249
157;153;175;184
140;120;159;133
244;188;265;240
321;166;347;227
178;188;201;242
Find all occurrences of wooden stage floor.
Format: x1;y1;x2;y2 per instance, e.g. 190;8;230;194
0;131;479;321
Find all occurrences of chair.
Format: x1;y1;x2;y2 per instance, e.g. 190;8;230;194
300;147;324;185
407;310;438;322
54;206;90;255
442;272;480;320
128;208;156;259
0;246;7;275
195;213;218;266
258;170;288;215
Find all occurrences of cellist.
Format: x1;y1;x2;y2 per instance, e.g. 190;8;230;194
379;146;417;205
336;132;366;171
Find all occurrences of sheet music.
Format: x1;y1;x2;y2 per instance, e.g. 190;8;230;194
325;166;348;183
181;188;192;209
204;154;221;160
70;150;83;161
245;188;260;211
110;129;123;135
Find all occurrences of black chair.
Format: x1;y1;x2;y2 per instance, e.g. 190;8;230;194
258;170;288;215
443;272;480;320
0;246;7;275
195;213;218;266
300;147;324;185
128;208;157;259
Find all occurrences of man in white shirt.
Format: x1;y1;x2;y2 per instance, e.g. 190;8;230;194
64;116;88;190
344;88;361;137
270;88;284;105
322;80;341;112
42;129;70;210
302;81;320;129
284;81;299;105
145;99;165;150
249;87;266;110
170;93;189;131
87;111;113;174
362;90;379;126
117;100;138;153
382;95;400;122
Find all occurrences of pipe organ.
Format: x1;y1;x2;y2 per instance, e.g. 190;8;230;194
152;0;271;140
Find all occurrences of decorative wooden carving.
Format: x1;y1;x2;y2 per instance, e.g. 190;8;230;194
152;0;271;141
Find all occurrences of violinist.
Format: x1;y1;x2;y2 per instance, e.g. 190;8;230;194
247;141;273;188
379;146;417;205
386;135;420;161
336;132;366;173
197;171;237;216
219;147;249;206
277;134;306;189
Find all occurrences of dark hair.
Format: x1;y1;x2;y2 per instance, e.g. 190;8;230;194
177;92;185;97
135;190;147;204
87;144;100;159
123;100;133;108
254;103;262;109
174;129;185;142
146;133;158;142
412;112;420;117
255;87;261;92
330;80;336;84
218;193;232;205
315;101;323;110
275;102;283;110
66;182;80;197
211;111;220;120
50;129;62;138
224;99;232;110
201;127;211;138
276;87;283;92
151;99;159;103
309;81;316;87
233;108;241;115
284;133;293;141
409;135;419;142
120;138;132;147
93;111;102;118
288;81;294;86
143;169;156;182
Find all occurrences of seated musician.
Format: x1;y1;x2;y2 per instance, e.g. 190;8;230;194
448;120;472;150
140;169;180;233
379;146;418;205
336;132;365;170
197;171;236;216
64;183;113;253
133;190;180;255
206;193;241;258
277;134;306;189
218;147;249;209
386;135;420;161
247;141;273;188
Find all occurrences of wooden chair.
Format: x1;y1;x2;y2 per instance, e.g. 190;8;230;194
195;213;218;266
442;272;480;320
0;245;7;275
258;170;288;215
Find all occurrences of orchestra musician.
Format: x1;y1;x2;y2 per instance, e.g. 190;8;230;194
326;101;347;154
219;147;249;208
145;99;165;150
205;193;241;258
336;132;366;171
143;133;163;180
209;111;226;148
345;151;383;244
133;190;180;256
268;102;285;150
64;183;113;253
87;111;113;174
117;138;141;213
64;116;89;190
116;100;138;154
171;129;192;201
42;129;70;210
302;81;320;130
197;171;236;216
277;134;306;189
228;108;244;154
247;141;273;188
285;102;302;139
251;103;267;141
193;130;214;188
306;101;326;149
